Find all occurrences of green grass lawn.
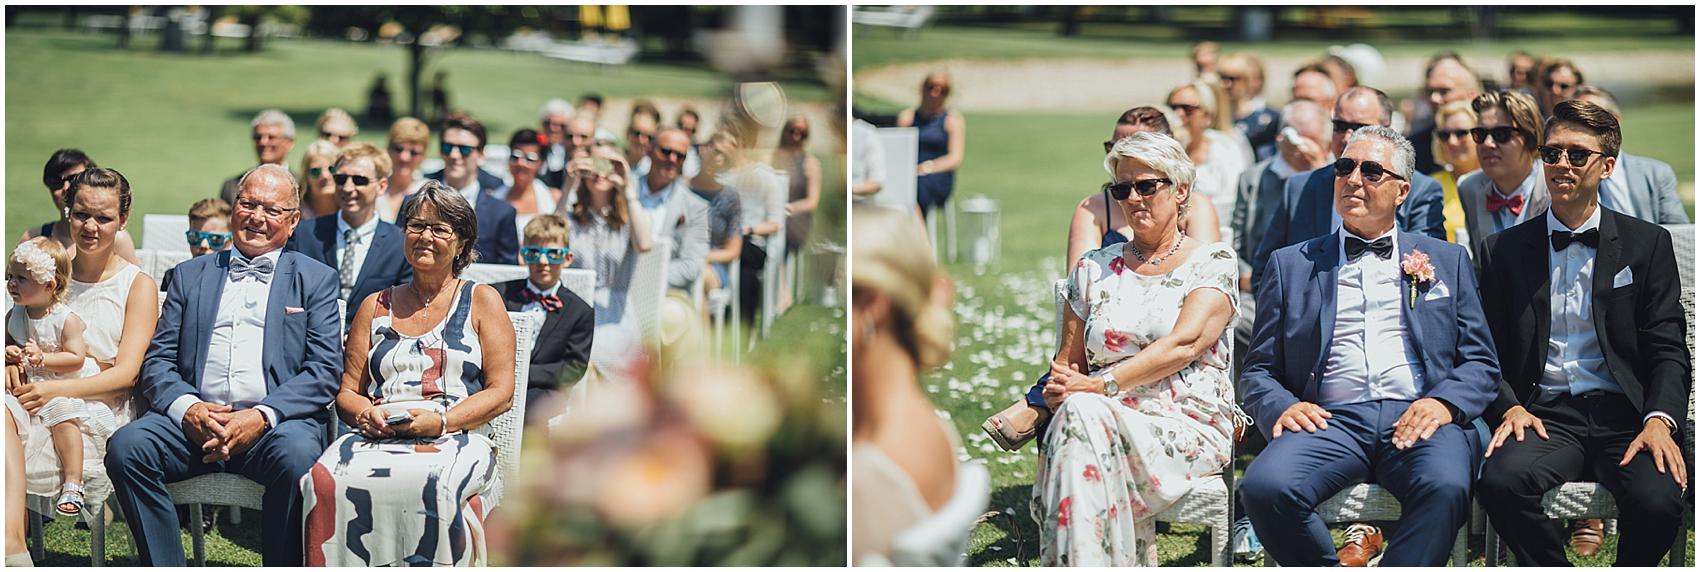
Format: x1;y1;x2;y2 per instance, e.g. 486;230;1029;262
924;110;1695;565
6;26;837;244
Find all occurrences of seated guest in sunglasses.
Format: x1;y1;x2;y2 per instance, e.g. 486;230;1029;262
423;111;520;265
1456;90;1547;262
1475;100;1690;567
1240;126;1497;566
21;149;142;265
1252;87;1446;287
495;128;559;217
161;198;234;291
497;215;592;423
285;143;413;319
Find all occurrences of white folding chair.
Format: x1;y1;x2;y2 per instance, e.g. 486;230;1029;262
140;214;191;253
461;262;529;285
628;240;672;345
558;268;595;306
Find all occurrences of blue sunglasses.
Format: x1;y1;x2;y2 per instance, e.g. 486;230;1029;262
185;230;232;249
521;246;570;264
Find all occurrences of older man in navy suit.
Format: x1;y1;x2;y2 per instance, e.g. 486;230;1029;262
287;142;412;317
108;165;341;566
1251;86;1447;286
1238;126;1500;566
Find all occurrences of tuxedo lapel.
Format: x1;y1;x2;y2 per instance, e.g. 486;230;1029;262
1526;221;1553;379
1590;210;1622;338
1311;234;1341;387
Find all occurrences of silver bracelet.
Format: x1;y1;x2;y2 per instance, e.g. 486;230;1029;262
439;411;450;437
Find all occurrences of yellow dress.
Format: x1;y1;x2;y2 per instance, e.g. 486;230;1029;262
1430;169;1470;244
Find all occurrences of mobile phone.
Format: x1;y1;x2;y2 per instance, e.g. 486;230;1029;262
1279;126;1302;145
384;412;413;426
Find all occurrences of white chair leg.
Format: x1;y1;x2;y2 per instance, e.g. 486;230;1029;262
1451;524;1467;565
229;507;240;524
27;502;44;562
188;503;205;566
1211;516;1230;567
945;195;958;262
1484;515;1502;566
89;503;105;567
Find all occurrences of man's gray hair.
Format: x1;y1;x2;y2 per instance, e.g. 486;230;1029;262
236;163;300;207
540;98;575;120
1104;131;1196;189
1280;99;1329;141
1338;86;1394;127
251;109;295;139
1344;125;1416;181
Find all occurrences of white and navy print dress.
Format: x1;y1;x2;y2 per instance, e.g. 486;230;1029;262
302;281;499;566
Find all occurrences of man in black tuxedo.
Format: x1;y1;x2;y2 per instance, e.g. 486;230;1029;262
285;142;412;318
496;214;593;423
1475;100;1690;566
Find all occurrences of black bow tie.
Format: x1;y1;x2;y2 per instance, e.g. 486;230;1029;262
1550;228;1600;251
1344;236;1394;261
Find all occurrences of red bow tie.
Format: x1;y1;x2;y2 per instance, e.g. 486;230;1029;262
522;288;562;312
1486;192;1525;216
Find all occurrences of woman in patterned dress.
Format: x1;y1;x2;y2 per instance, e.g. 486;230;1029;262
1032;132;1243;566
302;181;516;566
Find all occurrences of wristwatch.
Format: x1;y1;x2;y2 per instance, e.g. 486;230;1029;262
1101;370;1121;397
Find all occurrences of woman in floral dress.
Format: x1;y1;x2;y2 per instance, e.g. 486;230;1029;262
1032;132;1243;566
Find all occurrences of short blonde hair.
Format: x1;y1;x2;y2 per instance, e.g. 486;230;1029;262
522;213;571;247
388;116;430;148
851;204;953;371
187;197;232;228
1430;100;1478;171
315;108;357;136
1105;131;1197;189
334;142;393;180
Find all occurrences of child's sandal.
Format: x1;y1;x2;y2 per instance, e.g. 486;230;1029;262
54;482;85;517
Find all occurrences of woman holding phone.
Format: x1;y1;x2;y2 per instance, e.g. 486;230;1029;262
301;181;517;566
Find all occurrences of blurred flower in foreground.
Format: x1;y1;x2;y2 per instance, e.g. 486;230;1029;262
490;306;846;566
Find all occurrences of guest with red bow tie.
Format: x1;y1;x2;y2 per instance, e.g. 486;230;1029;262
1456;90;1549;264
498;214;593;424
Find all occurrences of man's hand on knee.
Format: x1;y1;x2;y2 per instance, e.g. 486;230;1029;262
1273;401;1331;438
1390;398;1453;450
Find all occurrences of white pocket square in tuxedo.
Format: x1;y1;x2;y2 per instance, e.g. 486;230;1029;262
1612;267;1634;288
1423;281;1451;301
285;306;306;314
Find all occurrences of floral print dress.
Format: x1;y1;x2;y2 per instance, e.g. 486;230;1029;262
1033;241;1243;566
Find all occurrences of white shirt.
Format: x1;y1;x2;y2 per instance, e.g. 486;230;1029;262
336;213;380;302
1541;208;1615;399
520;280;559;344
851;119;887;192
637;174;688;243
168;249;283;429
1319;227;1424;405
457;180;484;213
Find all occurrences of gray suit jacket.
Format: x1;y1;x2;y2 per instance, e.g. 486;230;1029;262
1456;167;1549;261
1612;152;1691;224
1231;158;1284;275
654;185;711;292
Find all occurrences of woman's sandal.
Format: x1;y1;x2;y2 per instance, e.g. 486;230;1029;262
55;482;86;517
981;399;1043;452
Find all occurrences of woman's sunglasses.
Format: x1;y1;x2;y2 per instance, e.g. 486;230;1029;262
1437;128;1473;143
185;230;232;249
1105;178;1172;200
1332;157;1407;183
1469;126;1519;145
521;246;570;265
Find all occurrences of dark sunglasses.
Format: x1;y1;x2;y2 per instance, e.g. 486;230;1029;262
628;130;654;140
1218;74;1242;83
1103;140;1116;153
1332;119;1373;134
510;150;541;163
185;230;231;249
321;131;351;142
656;148;688;162
308;166;330;178
1169;103;1201;115
1437;128;1473;142
1105;178;1172;200
389;143;423;156
1333;157;1407;183
1470;126;1518;145
440;143;477;157
521;246;571;265
1537;145;1602;167
333;174;372;186
52;170;85;189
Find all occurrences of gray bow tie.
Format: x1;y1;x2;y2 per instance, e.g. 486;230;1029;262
230;255;275;283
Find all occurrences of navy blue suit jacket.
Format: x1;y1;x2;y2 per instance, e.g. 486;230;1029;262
285;214;414;316
1251;166;1447;285
1238;230;1500;440
139;250;343;422
420;169;520;265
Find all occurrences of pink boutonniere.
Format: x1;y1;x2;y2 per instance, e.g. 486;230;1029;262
1400;250;1436;309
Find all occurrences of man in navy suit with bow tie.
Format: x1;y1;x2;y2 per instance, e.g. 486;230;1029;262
108;165;341;566
1238;126;1500;566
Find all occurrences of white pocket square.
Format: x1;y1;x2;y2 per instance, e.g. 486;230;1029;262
1612;267;1634;288
1423;281;1451;301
